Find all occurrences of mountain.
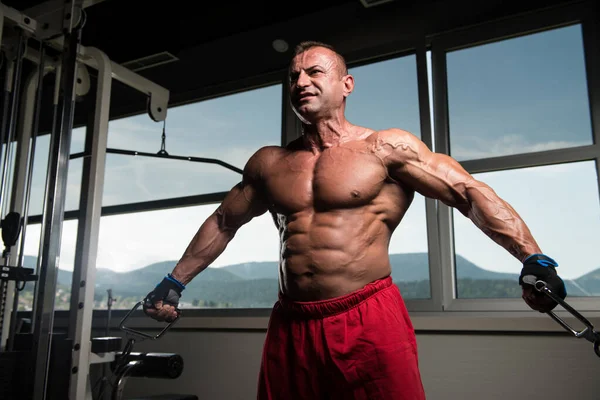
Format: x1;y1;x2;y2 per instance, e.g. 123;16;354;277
388;253;521;282
17;253;595;309
573;269;600;296
221;261;279;280
186;279;279;308
220;254;522;282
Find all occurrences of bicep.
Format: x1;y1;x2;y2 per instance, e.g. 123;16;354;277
389;137;476;212
216;179;270;232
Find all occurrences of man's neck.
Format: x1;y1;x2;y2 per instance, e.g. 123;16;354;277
302;118;353;151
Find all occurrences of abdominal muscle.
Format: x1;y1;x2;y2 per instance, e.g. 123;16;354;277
278;207;393;301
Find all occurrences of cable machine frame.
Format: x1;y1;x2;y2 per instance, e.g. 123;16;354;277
0;1;171;399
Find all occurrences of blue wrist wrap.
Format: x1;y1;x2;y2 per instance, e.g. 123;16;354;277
166;273;186;290
523;253;558;268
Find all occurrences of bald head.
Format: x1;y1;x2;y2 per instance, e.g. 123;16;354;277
290;41;348;79
287;41;355;125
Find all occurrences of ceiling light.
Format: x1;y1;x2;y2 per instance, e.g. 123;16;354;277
272;39;289;53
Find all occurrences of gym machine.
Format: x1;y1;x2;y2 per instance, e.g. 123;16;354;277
0;1;196;399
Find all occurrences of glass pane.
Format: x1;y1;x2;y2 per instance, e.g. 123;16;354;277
347;55;422;138
453;161;600;298
19;220;78;311
447;24;592;161
71;126;86;154
389;195;431;299
346;55;430;298
28;128;85;215
103;84;281;205
91;204;280;309
102;154;243;204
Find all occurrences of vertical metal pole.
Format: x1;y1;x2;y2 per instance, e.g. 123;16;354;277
0;30;26;219
0;4;4;51
0;58;41;350
0;63;13;351
415;39;443;310
431;40;457;309
0;33;26;348
0;62;14;175
581;5;600;207
68;47;111;400
5;47;49;352
30;60;61;332
31;26;81;400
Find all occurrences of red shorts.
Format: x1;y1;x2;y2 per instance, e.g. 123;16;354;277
257;276;426;400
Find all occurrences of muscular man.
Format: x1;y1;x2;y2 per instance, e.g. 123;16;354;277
143;41;566;399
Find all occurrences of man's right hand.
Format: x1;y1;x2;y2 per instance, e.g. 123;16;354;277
143;274;185;322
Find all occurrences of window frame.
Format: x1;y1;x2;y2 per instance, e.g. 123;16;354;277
429;0;600;313
34;0;600;332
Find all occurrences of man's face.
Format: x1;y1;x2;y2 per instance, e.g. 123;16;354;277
288;47;352;123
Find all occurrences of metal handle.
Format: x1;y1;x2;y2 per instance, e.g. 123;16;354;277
524;275;600;357
118;300;180;340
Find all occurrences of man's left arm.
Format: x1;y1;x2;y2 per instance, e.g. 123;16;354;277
379;129;566;311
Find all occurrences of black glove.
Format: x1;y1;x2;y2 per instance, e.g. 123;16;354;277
143;273;185;312
519;254;567;304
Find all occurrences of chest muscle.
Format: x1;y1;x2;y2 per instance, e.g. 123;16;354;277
266;147;388;213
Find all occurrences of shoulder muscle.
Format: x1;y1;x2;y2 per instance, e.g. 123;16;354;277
241;145;283;186
368;128;425;167
372;128;477;207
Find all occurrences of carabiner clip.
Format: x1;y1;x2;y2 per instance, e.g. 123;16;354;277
523;275;600;358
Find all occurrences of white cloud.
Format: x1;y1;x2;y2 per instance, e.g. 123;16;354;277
451;135;586;160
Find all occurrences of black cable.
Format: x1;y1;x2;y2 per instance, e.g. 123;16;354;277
158;120;168;155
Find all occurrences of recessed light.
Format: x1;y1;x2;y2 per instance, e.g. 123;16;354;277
272;39;289;53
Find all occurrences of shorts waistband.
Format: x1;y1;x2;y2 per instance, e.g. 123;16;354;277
277;276;393;319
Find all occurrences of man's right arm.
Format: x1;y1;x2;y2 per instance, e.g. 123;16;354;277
143;147;274;320
170;175;271;285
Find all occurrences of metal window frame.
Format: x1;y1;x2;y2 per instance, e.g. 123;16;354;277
429;0;600;313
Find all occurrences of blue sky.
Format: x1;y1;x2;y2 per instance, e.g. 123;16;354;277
19;23;600;283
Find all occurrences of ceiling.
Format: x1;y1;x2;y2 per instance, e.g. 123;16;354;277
2;0;374;128
1;0;584;131
10;0;360;64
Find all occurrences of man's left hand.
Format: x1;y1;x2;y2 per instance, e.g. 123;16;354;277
519;253;566;313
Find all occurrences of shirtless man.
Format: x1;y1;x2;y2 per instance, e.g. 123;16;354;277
143;41;567;399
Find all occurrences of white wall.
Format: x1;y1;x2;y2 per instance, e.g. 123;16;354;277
104;329;599;400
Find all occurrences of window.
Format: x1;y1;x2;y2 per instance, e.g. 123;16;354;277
446;24;592;161
19;220;78;311
91;205;280;309
453;161;600;298
18;10;599;319
103;85;282;205
347;55;431;299
16;127;85;311
347;55;422;139
28;128;86;215
440;23;599;301
92;84;283;309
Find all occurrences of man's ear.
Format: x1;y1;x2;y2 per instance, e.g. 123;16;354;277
342;74;354;98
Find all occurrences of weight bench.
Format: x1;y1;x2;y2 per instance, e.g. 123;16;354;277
91;302;198;400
